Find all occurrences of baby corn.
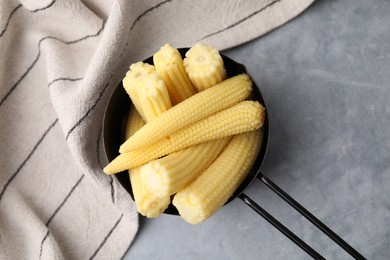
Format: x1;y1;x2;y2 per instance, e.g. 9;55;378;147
137;73;172;121
139;137;231;197
104;100;265;174
126;107;170;218
153;44;196;105
184;43;227;91
120;74;252;153
173;129;264;224
125;104;146;140
129;167;170;218
122;62;172;122
122;62;155;120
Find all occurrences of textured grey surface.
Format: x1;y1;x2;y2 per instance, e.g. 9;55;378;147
124;0;390;259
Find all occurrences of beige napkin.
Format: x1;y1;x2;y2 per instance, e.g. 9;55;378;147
0;0;313;258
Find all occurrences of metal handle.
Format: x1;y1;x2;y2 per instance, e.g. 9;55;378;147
239;173;366;259
239;193;325;260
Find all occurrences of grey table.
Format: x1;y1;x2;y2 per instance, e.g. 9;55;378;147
124;1;390;259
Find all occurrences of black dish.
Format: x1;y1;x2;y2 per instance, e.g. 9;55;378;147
103;48;269;215
102;48;364;260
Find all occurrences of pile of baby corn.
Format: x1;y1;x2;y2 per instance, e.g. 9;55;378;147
103;43;265;224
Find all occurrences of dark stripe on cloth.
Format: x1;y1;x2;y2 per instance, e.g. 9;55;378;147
130;0;173;30
0;0;57;38
0;118;58;202
39;174;84;259
48;77;83;88
39;230;50;259
200;0;281;40
0;21;104;107
119;0;173;57
45;175;85;226
30;0;56;13
89;214;124;260
0;4;22;38
65;75;112;140
95;126;115;203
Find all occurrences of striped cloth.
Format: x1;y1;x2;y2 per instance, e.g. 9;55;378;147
0;0;313;259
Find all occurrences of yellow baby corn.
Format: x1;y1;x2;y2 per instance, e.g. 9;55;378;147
129;167;171;218
153;44;196;105
122;62;155;120
104;100;265;174
137;73;172;121
139;137;231;197
125;107;170;218
173;129;264;224
184;43;227;91
119;74;252;153
125;104;146;139
122;62;172;122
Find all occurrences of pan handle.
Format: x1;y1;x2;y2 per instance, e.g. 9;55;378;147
239;193;325;259
239;173;366;260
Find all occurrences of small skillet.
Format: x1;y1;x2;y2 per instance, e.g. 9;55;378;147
103;48;365;260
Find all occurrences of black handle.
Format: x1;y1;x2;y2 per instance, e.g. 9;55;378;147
239;193;325;260
239;173;367;260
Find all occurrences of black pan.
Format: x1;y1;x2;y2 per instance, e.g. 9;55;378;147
103;48;365;260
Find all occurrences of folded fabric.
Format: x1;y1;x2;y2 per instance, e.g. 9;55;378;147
0;0;313;258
